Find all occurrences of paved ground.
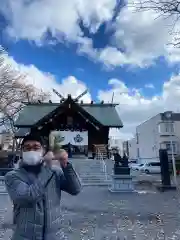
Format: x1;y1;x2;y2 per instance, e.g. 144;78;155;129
1;186;180;240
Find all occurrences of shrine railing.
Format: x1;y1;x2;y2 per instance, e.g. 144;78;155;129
0;176;8;194
96;149;108;181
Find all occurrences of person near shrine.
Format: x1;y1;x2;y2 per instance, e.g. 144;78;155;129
5;134;81;240
113;149;122;166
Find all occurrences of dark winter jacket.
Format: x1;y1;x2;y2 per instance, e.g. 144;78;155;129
5;163;81;240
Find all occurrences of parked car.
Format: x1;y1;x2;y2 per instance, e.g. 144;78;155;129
141;162;161;174
128;160;137;165
130;163;144;171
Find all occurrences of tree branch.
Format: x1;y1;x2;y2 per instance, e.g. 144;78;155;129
131;0;180;47
0;46;51;134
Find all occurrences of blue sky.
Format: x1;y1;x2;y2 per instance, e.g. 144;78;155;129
6;40;177;98
1;0;180;139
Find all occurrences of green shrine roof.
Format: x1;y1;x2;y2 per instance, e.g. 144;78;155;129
15;102;123;128
82;105;122;127
15;104;58;126
15;128;31;137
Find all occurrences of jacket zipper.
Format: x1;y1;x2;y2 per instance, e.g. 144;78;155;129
42;198;46;240
42;173;54;239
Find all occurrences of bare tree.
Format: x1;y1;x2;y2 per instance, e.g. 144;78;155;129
131;0;180;46
0;46;50;134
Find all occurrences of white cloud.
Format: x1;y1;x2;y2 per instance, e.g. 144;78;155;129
1;0;116;43
1;0;180;67
4;55;91;103
98;76;180;140
111;9;172;66
145;83;154;89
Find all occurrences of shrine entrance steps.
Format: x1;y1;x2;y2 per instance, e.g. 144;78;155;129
94;144;108;159
69;158;112;186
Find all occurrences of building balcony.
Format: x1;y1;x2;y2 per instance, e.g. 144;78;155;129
158;122;175;136
159;131;175;136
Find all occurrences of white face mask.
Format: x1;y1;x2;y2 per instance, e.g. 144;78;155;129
22;151;43;166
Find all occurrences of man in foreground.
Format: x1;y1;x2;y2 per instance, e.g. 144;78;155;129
5;134;81;240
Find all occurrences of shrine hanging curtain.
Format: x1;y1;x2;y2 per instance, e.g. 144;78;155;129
49;130;88;147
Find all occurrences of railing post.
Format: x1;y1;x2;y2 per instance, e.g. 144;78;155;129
97;148;108;181
0;176;7;194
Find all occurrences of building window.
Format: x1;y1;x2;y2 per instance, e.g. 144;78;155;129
158;122;174;134
164;122;174;133
165;142;177;152
137;148;140;158
149;162;160;167
136;133;139;144
158;124;162;133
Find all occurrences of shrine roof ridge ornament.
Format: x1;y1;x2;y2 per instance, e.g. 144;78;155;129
21;101;119;107
21;89;119;106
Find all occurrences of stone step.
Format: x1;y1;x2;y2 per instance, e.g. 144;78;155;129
79;172;107;175
70;158;111;186
76;168;103;170
80;177;109;180
81;178;109;181
72;162;107;166
82;182;110;186
81;180;110;185
75;171;104;174
78;170;105;173
79;172;109;176
76;171;106;175
79;173;108;177
72;161;102;164
80;174;110;179
74;168;105;172
76;169;104;171
71;160;106;163
72;164;104;166
79;175;106;178
74;168;103;171
75;166;104;169
82;175;110;179
73;165;103;169
73;164;102;166
74;164;104;167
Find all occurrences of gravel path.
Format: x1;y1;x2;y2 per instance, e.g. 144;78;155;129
1;186;180;239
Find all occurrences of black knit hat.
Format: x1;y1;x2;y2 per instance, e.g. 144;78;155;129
21;134;45;147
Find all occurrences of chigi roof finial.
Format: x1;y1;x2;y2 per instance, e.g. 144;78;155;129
52;89;65;101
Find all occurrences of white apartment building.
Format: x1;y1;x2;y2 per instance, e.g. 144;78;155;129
132;111;180;164
127;137;138;161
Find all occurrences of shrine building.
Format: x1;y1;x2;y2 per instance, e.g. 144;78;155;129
14;93;123;158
